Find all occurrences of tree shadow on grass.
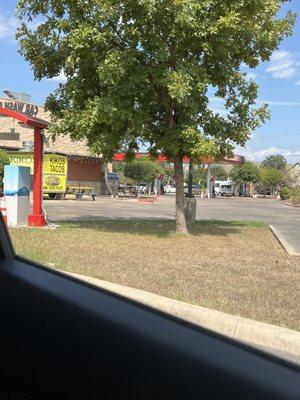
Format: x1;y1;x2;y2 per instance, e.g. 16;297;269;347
52;218;265;238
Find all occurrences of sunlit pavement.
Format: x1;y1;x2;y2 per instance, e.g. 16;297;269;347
43;195;300;254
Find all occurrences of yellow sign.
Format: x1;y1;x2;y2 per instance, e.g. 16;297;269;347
43;154;67;175
43;175;67;192
9;152;68;193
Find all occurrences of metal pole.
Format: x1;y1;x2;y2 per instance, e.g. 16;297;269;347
28;127;47;227
206;164;211;198
187;160;193;198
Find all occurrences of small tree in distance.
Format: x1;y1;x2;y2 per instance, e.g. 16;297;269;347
211;166;228;181
124;159;162;192
188;166;207;187
259;168;284;196
163;165;175;185
261;154;287;170
230;161;260;186
187;165;228;187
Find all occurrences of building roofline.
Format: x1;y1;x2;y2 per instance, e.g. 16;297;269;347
0;96;44;109
287;162;300;171
0;107;48;129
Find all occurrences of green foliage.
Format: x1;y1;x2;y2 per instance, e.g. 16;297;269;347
189;166;207;186
0;149;10;183
186;164;227;186
291;187;300;204
112;161;128;183
112;161;125;174
211;165;228;181
261;154;287;170
230;161;260;184
259;168;284;193
16;0;294;161
280;186;291;200
124;159;162;184
163;165;175;184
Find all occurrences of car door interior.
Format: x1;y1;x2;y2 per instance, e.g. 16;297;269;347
0;217;299;399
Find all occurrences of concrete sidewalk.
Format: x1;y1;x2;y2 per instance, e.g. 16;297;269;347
62;271;300;365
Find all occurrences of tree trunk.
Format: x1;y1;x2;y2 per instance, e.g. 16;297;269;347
104;164;113;196
174;155;188;234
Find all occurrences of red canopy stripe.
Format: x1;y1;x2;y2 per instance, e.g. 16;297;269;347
0;107;48;129
112;153;244;165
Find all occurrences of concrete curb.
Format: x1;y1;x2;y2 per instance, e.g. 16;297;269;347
269;225;300;257
284;201;300;208
61;271;300;364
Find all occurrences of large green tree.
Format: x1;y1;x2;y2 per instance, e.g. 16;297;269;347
17;0;295;232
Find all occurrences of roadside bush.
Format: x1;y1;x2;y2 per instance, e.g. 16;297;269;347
280;186;291;200
291;187;300;205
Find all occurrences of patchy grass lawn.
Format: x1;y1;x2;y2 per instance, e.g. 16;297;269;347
9;220;300;331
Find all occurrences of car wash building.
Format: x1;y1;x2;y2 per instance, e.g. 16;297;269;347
0;91;105;198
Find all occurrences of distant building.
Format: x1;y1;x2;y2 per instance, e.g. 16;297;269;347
286;162;300;186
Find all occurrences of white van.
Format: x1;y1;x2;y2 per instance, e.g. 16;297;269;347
213;180;235;197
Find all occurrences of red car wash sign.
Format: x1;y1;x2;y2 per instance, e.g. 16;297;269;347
0;100;39;117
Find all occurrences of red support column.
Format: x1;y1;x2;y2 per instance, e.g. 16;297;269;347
28;127;47;227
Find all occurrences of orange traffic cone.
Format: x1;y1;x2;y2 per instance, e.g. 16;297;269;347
0;196;7;226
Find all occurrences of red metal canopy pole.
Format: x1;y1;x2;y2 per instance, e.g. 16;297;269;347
28;127;47;227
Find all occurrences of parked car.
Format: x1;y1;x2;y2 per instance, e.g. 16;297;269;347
164;184;176;193
132;184;149;194
192;184;201;195
184;184;201;195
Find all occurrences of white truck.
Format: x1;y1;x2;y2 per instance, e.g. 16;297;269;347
213;179;235;197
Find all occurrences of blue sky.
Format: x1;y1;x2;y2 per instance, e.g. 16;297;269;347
0;0;299;163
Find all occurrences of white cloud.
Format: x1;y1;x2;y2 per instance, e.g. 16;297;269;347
0;13;17;40
266;50;299;79
237;146;300;163
50;70;67;83
256;99;300;106
295;80;300;86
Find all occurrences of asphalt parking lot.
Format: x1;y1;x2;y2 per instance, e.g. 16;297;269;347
44;195;300;254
